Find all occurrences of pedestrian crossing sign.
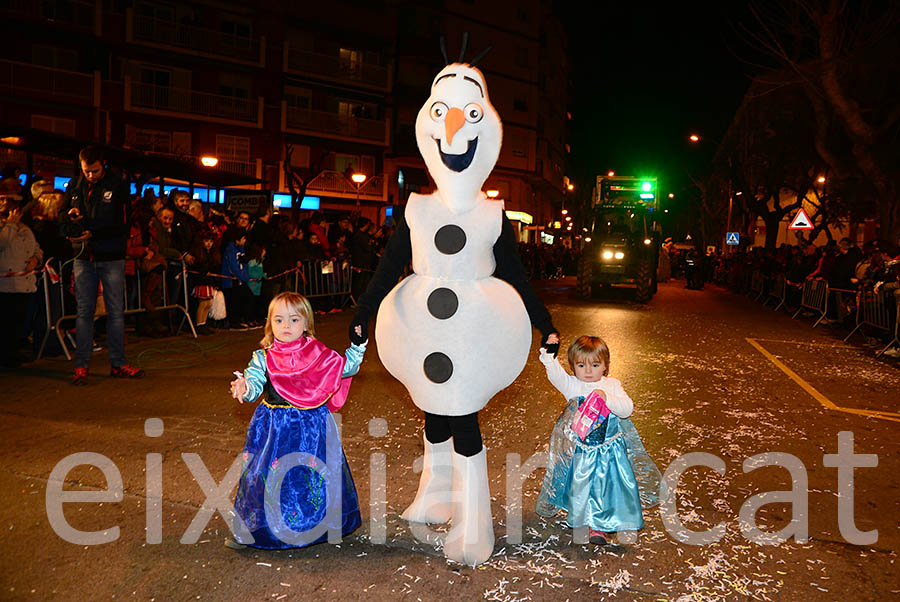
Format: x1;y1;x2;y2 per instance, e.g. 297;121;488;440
726;232;740;245
789;208;814;229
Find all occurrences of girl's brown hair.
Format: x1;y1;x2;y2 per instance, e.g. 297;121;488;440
259;292;315;348
566;335;611;376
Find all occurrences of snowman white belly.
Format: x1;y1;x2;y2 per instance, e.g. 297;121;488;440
374;193;532;416
375;273;530;415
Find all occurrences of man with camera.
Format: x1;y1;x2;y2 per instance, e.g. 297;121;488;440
61;146;144;385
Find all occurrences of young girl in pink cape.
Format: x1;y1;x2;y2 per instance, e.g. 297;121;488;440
227;292;366;549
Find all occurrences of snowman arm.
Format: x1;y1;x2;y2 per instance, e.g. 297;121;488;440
354;217;412;318
493;216;557;338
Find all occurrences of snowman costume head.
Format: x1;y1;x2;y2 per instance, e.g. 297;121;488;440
416;63;501;214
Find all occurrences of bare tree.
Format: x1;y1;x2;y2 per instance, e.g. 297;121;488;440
739;0;900;244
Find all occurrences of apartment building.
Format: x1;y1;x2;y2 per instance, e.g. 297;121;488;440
1;0;568;230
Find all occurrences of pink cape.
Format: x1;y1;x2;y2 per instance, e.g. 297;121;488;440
266;337;351;411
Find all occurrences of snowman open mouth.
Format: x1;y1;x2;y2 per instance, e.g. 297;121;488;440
437;137;478;173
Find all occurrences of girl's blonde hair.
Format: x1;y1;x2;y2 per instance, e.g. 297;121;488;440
259;292;315;348
567;335;611;376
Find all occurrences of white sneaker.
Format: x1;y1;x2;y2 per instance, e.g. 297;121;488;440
401;435;453;524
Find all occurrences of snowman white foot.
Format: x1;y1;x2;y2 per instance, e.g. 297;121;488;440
401;434;453;524
443;447;494;566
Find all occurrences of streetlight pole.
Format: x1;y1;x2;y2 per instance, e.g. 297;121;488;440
351;172;367;214
690;133;735;251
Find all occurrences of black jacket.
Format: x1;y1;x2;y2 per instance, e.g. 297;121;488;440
60;170;129;261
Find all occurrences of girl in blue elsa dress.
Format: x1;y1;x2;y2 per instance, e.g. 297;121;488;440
535;335;666;545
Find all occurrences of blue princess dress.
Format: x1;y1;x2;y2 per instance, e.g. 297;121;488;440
536;395;667;533
232;338;365;549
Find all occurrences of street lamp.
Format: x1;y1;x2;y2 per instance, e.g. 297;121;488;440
689;134;700;142
607;170;615;176
817;176;826;183
485;189;499;198
351;172;367;211
567;183;574;191
668;193;674;199
201;156;218;167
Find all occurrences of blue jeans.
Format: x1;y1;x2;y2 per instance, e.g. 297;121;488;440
73;259;126;369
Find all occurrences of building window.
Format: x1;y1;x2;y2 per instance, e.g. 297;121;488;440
220;17;252;50
31;114;75;137
285;86;311;110
32;45;78;71
335;154;375;177
339;48;362;74
216;135;250;162
127;126;172;153
286;144;309;168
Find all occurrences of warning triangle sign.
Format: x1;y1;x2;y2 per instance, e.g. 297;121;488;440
789;208;814;229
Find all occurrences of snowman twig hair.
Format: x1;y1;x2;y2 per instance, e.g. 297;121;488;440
458;31;469;62
439;36;449;65
469;44;492;67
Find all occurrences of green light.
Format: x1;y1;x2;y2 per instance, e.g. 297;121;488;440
641;181;652;191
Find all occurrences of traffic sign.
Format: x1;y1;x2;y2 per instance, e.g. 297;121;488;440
726;232;740;245
789;208;814;230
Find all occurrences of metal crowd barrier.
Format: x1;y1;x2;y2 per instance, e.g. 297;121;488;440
792;278;829;327
293;259;354;307
47;259;196;361
843;289;900;357
764;274;786;311
750;271;766;301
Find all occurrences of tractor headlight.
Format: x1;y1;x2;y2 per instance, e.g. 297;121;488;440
643;238;652;245
602;250;614;260
614;251;625;259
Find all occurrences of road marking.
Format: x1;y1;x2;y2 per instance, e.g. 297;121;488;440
746;338;900;423
748;338;857;348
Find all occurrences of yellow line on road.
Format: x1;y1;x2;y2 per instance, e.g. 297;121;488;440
746;338;900;423
746;338;838;410
748;338;856;349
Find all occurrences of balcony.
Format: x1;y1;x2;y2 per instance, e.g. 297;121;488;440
126;78;262;127
284;44;389;91
0;59;96;106
283;104;388;145
3;0;95;31
305;170;386;203
127;9;265;66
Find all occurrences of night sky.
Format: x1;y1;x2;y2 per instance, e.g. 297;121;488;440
558;2;756;203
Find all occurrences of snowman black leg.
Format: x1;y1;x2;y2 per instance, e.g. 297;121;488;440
447;412;482;456
424;412;451;444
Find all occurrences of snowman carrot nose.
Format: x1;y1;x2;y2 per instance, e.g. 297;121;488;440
445;107;466;145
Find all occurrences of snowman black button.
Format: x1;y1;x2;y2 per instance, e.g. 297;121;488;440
427;287;458;319
434;225;466;254
423;352;453;383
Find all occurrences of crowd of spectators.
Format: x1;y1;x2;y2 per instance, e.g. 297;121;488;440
708;238;900;355
0;158;393;369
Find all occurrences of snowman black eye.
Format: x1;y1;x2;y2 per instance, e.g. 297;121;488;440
464;103;483;123
430;102;448;121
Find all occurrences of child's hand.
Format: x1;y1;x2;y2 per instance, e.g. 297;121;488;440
353;325;365;342
230;371;248;402
592;388;607;402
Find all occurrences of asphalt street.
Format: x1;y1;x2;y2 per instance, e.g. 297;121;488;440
2;277;898;601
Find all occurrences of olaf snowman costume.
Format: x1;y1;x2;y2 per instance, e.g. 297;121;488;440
351;62;558;565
